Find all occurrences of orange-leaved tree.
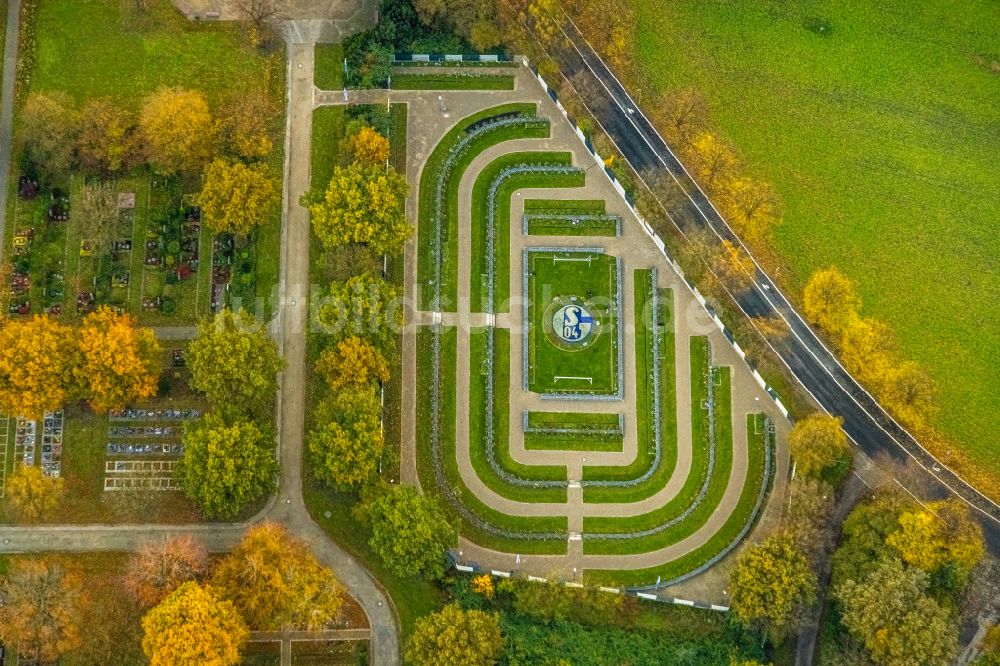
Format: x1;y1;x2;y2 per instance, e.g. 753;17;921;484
211;522;345;631
75;307;162;412
0;315;78;418
0;559;83;664
125;535;210;607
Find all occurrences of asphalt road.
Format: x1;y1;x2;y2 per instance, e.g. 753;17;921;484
549;15;1000;551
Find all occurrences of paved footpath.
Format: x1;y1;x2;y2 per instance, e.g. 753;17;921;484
0;0;23;250
0;39;400;666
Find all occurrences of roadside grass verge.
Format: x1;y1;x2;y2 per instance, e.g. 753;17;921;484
468;327;568;502
415;327;568;553
415;103;547;311
582;274;676;503
314;43;344;90
390;73;515;90
585;412;770;588
470;152;584;313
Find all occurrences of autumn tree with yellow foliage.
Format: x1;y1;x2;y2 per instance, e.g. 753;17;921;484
139;88;215;175
217;88;276;161
684;131;738;193
880;361;936;429
886;499;984;579
787;412;851;479
315;336;390;391
211;523;345;631
0;316;78;418
722;176;778;242
343;126;390;166
802;266;861;338
76;307;162;413
0;559;83;664
76;98;137;176
405;604;503;666
197;158;279;237
309;163;412;255
4;465;65;522
839;316;895;383
729;532;816;642
711;239;755;293
20;91;79;180
141;581;247;666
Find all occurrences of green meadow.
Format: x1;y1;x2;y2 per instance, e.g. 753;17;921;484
631;0;1000;477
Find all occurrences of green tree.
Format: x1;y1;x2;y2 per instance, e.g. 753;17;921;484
405;604;503;666
316;273;401;356
803;267;860;338
831;490;911;587
4;465;65;522
308;386;384;489
139;88;215;174
729;532;816;642
361;485;457;578
308;162;412;255
187;309;283;416
197;158;279;237
211;522;344;631
20;91;79;180
835;557;957;666
141;581;247;666
787;412;851;479
178;415;277;519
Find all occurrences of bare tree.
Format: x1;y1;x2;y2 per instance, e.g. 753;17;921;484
76;181;120;257
238;0;284;49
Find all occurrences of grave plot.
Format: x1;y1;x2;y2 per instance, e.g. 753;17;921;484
410;100;780;587
102;405;201;491
12;412;64;478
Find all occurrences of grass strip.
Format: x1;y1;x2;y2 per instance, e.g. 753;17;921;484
582;362;732;554
391;73;515;90
415;327;568;553
468;327;568;501
526;411;620;429
524;199;606;214
314;43;344;90
470;153;585;313
524;431;624;453
526;217;619;237
585;413;770;588
582;275;677;502
389;103;408;171
310;106;345;192
416;103;547;311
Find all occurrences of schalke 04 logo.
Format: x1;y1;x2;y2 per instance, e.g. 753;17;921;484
552;303;594;343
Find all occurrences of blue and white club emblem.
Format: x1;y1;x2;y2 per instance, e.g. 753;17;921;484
552;304;594;343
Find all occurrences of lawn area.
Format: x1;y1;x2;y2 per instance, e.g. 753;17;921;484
314;43;344;90
630;0;1000;478
525;249;620;396
524;430;623;453
468;327;568;502
415;326;569;553
390;72;515;90
582;271;677;502
470;152;585;313
415;103;547;311
29;0;280;108
524;411;624;453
